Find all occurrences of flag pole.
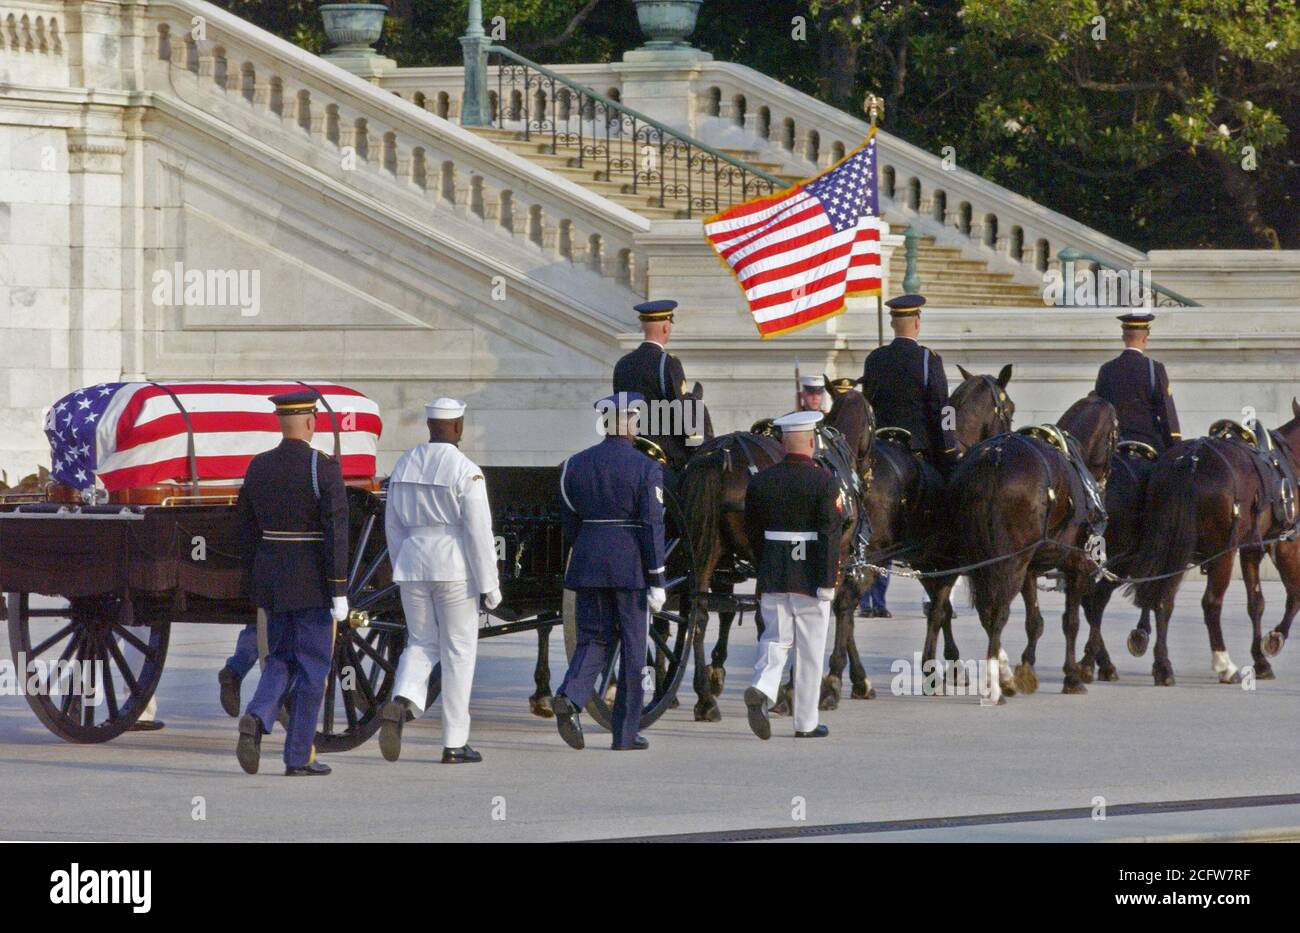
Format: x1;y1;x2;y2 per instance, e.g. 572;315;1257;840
865;93;885;347
794;356;802;410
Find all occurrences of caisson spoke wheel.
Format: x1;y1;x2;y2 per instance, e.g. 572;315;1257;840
316;489;407;753
5;591;168;743
562;485;696;732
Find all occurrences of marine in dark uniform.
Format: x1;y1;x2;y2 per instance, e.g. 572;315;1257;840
551;391;667;752
859;294;957;474
612;300;700;468
234;390;350;777
1094;312;1182;453
742;411;843;740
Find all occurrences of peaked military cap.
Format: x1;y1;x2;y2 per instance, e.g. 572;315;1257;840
828;377;856;393
773;410;823;433
269;390;320;416
799;374;826;391
634;299;677;322
595;390;646;414
885;294;926;316
1117;312;1156;330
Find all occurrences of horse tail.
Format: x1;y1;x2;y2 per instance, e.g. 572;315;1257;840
680;448;724;580
951;442;1020;611
1126;450;1200;610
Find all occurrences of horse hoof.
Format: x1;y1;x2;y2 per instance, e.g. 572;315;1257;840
667;695;680;709
1078;663;1095;684
1062;678;1088;695
1098;665;1120;682
529;694;555;719
693;699;721;722
1254;664;1275;681
1127;629;1149;657
1263;631;1285;658
818;695;838;711
999;680;1017;698
1152;665;1175;687
1221;669;1244;685
1013;663;1038;695
851;682;875;700
705;665;727;697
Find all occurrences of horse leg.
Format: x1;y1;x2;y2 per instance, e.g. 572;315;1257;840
920;580;945;696
1202;551;1240;684
1082;580;1120;682
690;597;720;721
929;578;963;691
1128;607;1152;657
706;580;735;696
1264;540;1299;658
821;584;859;709
1061;567;1088;695
1015;576;1044;694
845;622;874;699
1241;547;1271;680
528;623;555;718
980;596;1011;706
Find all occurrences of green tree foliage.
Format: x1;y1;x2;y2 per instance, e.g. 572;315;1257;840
210;1;1298;248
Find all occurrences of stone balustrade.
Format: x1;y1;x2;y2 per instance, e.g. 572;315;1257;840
137;2;651;299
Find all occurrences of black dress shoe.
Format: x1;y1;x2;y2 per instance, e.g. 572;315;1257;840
795;724;830;738
612;736;649;751
285;761;332;776
552;694;584;750
877;608;892;618
236;713;263;774
128;719;165;732
442;744;483;764
743;686;771;740
218;666;242;718
378;698;408;762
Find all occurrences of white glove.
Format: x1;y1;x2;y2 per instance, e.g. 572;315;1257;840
331;596;349;623
647;587;667;613
816;587;836;604
483;588;503;610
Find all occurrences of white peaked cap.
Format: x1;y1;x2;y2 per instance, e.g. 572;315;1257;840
425;397;467;420
773;410;822;433
799;375;826;389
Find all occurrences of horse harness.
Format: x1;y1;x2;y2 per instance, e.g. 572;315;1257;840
1202;421;1300;539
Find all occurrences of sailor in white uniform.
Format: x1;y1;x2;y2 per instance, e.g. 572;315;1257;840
378;398;502;764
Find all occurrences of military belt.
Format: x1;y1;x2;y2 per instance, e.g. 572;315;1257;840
583;519;645;528
262;530;325;542
765;531;817;542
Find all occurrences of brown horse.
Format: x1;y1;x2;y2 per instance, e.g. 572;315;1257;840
930;394;1117;702
1127;400;1300;685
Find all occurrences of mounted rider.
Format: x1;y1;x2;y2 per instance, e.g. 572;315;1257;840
825;376;872;461
859;294;958;476
612;299;706;470
1094;312;1182;454
795;374;868;555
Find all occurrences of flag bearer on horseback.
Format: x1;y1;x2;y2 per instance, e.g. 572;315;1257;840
859;295;958;475
743;410;843;740
612;300;703;469
1094;312;1182;454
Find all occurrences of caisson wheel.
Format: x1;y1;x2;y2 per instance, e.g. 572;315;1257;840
561;485;696;732
5;591;168;743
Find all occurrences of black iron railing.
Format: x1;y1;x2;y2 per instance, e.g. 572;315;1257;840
483;46;785;218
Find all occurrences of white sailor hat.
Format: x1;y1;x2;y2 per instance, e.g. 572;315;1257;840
425;397;467;420
799;375;826;391
773;410;823;433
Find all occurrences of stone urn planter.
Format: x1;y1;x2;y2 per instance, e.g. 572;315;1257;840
633;0;704;48
319;3;389;59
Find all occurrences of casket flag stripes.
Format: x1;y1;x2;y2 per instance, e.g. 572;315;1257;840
704;130;883;338
44;381;383;491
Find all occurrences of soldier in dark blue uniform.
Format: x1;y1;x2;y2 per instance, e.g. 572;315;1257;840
1095;312;1182;453
612;300;699;468
742;410;843;740
825;375;872;461
234;390;350;777
551;391;667;752
859;294;958;474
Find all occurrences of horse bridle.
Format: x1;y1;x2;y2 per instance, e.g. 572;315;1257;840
954;375;1014;455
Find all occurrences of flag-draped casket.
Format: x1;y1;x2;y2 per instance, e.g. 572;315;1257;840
44;381;383;492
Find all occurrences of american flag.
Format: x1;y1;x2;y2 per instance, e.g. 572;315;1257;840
704;132;882;338
44;381;383;492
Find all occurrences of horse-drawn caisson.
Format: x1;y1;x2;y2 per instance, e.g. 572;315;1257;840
0;380;697;747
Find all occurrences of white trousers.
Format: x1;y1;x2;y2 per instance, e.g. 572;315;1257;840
392;580;479;748
751;592;830;734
